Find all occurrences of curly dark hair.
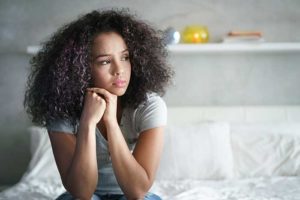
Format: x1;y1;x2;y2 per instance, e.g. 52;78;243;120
24;9;173;127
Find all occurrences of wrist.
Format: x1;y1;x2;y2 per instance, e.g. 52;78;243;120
79;117;97;130
103;115;118;126
104;119;119;129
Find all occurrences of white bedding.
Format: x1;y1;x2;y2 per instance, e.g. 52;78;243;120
1;176;300;200
2;120;300;200
153;177;300;200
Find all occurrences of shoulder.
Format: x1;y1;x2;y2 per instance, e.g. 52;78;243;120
134;92;167;133
139;92;166;109
46;118;78;134
135;93;167;118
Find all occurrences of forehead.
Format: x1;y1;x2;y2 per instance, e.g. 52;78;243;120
92;32;128;53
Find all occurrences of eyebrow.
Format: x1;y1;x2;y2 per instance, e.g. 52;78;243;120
94;49;129;60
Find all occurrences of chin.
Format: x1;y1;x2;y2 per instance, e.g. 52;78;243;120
109;88;127;96
114;92;126;96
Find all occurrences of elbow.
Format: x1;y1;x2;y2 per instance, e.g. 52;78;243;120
127;180;154;200
65;186;97;200
127;192;147;200
74;194;93;200
63;177;98;200
65;187;95;200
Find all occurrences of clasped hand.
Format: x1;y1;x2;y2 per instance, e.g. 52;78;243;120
81;88;118;126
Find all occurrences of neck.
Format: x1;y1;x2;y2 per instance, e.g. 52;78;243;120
117;98;123;122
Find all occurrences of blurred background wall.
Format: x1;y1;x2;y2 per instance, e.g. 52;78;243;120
0;0;300;186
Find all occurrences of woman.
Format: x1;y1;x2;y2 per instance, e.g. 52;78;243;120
24;9;173;200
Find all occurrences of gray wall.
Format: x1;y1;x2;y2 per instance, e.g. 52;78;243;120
0;0;300;186
165;52;300;106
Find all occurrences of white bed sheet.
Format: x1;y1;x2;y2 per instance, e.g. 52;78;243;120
152;177;300;200
1;176;300;200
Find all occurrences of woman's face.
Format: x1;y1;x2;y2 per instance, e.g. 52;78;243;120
90;32;131;96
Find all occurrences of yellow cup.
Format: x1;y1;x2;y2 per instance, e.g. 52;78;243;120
181;25;209;43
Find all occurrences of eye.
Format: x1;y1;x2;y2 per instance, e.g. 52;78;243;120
96;59;111;66
121;54;130;61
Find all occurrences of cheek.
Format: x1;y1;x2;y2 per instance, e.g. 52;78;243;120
92;69;109;86
127;64;132;77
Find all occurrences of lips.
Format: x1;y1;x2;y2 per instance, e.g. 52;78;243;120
113;79;127;88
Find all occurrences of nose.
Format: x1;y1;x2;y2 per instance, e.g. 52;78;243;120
115;71;123;76
112;60;124;76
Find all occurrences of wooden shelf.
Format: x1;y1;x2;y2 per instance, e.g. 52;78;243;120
167;43;300;53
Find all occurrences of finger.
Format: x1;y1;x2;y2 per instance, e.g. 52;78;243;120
87;88;111;99
96;96;102;101
92;92;98;98
87;87;108;94
91;91;103;100
90;92;105;104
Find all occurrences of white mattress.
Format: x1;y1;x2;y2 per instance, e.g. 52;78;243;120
1;176;300;200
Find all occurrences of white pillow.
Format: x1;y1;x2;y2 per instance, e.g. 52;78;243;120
156;121;234;180
231;122;300;178
21;126;61;182
0;127;64;199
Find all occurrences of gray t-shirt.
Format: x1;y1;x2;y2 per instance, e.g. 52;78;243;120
47;93;167;195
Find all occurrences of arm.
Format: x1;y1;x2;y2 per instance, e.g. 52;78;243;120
88;88;164;199
48;91;106;200
106;124;164;200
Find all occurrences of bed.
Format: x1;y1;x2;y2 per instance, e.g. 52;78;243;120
1;106;300;200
